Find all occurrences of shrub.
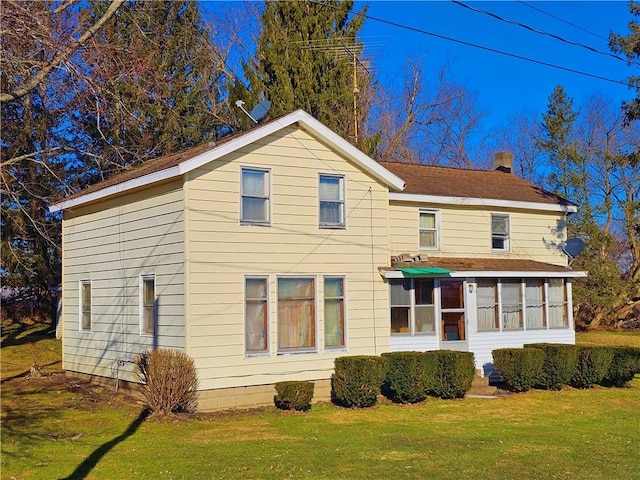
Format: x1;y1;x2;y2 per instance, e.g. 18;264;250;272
274;381;314;411
425;350;475;399
524;343;580;390
492;348;544;392
382;351;431;403
332;355;386;408
136;348;199;416
600;347;640;387
571;346;614;388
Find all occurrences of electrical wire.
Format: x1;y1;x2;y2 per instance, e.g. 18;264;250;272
310;0;635;88
452;0;638;67
517;0;609;41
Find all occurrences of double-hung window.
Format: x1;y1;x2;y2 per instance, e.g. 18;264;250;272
319;174;345;228
419;210;438;250
277;277;316;352
245;277;269;353
390;279;435;334
548;279;568;328
80;280;91;331
241;167;270;225
141;275;155;336
324;277;345;349
491;214;510;251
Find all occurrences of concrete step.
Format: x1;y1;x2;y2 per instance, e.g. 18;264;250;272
467;374;498;397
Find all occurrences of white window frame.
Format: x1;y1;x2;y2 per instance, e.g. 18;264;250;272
389;278;436;336
547;278;569;328
318;173;346;229
276;276;318;354
419;209;440;250
491;214;510;252
79;280;92;332
323;276;347;350
240;166;271;226
244;275;270;355
140;274;156;336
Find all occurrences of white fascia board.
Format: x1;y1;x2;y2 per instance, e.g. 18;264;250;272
389;192;577;213
381;269;587;279
50;110;405;213
49;165;183;213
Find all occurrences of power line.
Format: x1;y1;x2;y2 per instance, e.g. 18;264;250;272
452;0;638;67
310;0;634;89
517;0;609;42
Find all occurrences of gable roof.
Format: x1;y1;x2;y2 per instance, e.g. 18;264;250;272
49;110;406;213
380;162;577;213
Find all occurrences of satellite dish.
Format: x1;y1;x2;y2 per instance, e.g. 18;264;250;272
235;100;271;124
562;237;585;264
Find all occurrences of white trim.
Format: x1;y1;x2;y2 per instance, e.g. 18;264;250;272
243;275;271;356
239;166;272;226
381;269;587;279
418;208;440;251
491;213;510;253
79;280;92;332
323;275;348;351
318;173;346;229
389;192;577;213
50;110;405;213
276;275;318;354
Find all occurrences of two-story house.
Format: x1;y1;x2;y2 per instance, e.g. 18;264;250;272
50;110;585;410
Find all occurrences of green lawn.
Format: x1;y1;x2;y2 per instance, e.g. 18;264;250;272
2;325;639;480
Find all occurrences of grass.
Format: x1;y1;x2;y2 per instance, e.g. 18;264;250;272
2;324;639;480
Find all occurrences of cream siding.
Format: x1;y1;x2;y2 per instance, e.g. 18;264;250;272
389;201;568;265
61;181;185;382
184;127;390;390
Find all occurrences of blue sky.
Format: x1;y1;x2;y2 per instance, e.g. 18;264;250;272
356;1;634;131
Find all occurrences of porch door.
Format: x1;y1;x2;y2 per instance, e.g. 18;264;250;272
439;280;468;350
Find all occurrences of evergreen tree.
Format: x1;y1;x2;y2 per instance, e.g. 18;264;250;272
235;0;371;146
78;1;229;182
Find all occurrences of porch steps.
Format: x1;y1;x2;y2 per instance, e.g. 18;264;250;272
466;374;499;397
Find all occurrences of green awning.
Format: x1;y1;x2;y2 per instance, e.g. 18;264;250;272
399;267;452;277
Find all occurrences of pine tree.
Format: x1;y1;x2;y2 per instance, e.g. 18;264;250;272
78;1;229;182
235;0;371;145
609;1;640;122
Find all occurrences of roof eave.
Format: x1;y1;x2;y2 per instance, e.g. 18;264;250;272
380;268;587;279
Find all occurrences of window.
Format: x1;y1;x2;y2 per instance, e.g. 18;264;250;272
501;279;523;329
548;279;568;328
241;167;270;225
389;279;435;335
477;279;499;331
245;277;269;353
414;279;436;333
141;275;155;335
390;279;411;334
419;210;438;249
491;214;510;251
525;279;546;329
277;277;316;351
441;280;465;341
319;174;345;227
324;277;345;348
80;280;91;331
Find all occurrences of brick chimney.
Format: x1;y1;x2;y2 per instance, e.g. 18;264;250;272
493;151;513;174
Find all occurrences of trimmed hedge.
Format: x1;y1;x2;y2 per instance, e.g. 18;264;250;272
524;343;580;390
571;346;614;388
332;356;387;408
600;347;640;387
492;348;544;392
425;350;475;399
382;351;431;404
274;381;314;411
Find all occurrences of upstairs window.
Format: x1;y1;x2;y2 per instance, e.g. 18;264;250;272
319;174;345;228
241;167;270;225
80;280;91;331
491;214;510;251
419;210;438;250
141;275;156;336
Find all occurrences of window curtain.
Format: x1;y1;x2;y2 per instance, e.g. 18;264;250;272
477;279;498;330
319;176;343;225
548;279;568;327
242;169;268;222
245;278;268;351
419;212;436;248
501;280;523;329
81;282;91;330
142;278;155;335
278;278;315;349
324;278;344;348
525;279;545;329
